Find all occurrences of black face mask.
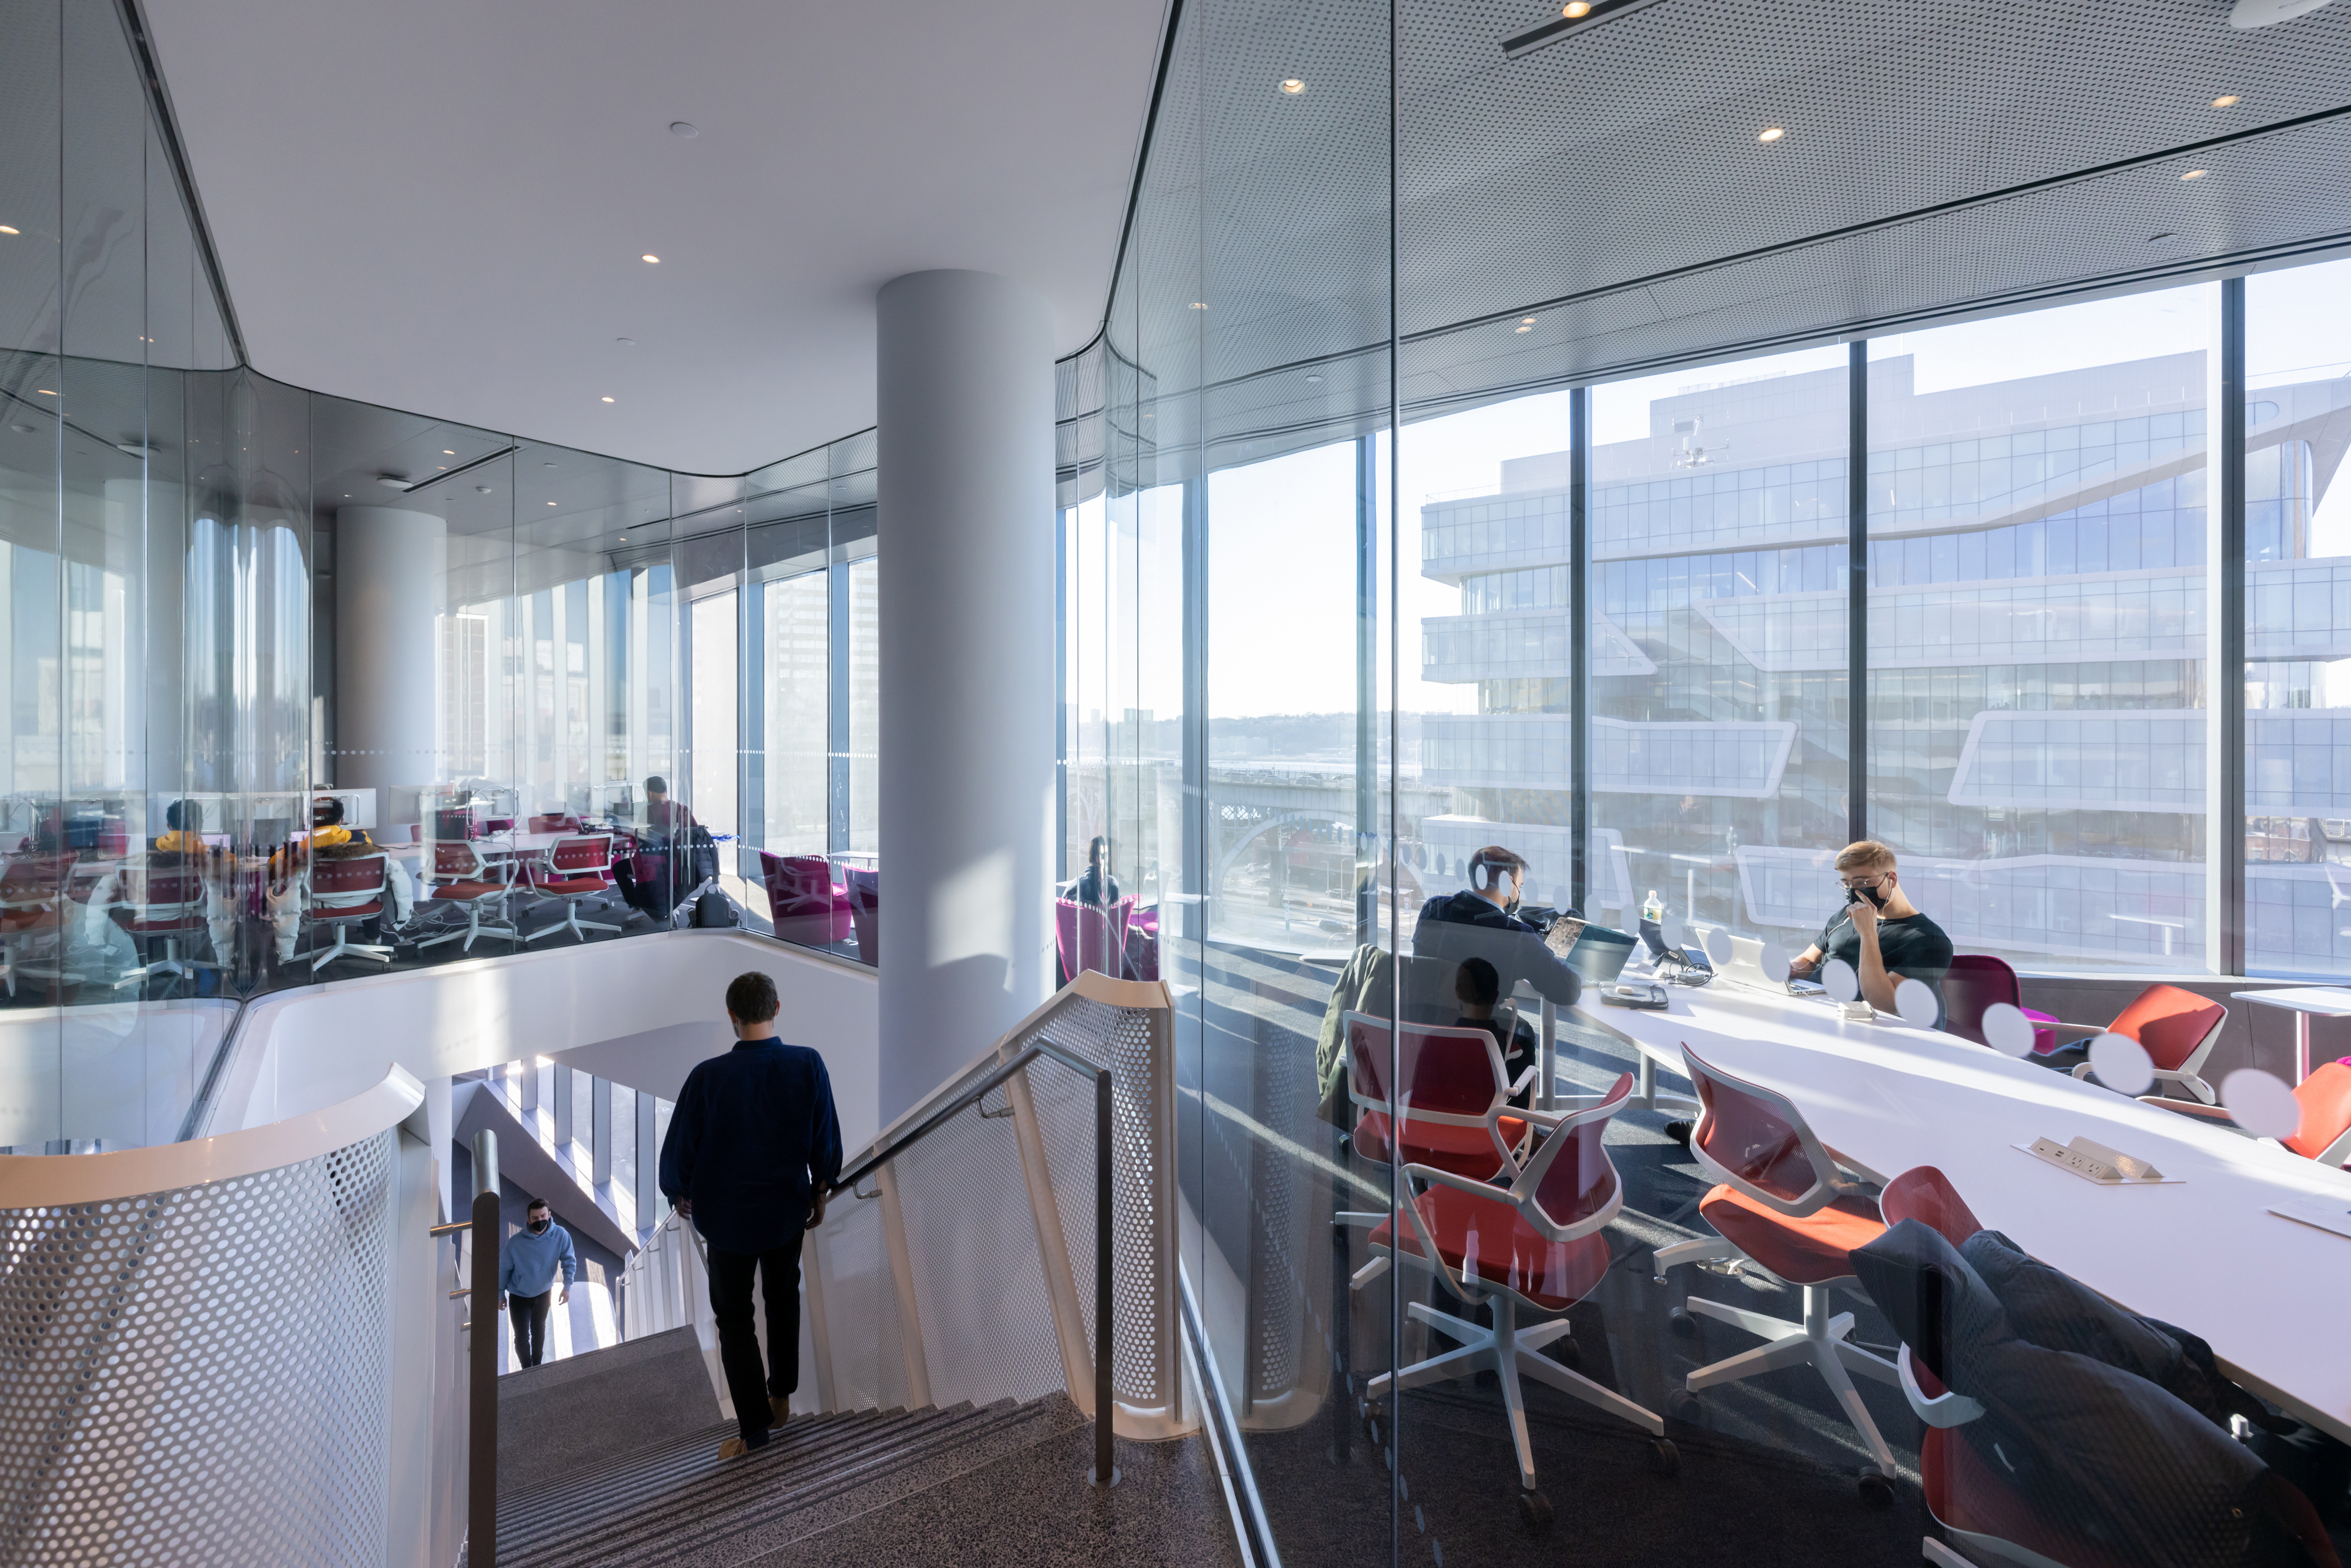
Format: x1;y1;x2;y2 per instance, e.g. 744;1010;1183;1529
528;1216;550;1234
1847;883;1889;910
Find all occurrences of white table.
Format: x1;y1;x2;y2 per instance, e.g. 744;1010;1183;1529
1570;976;2351;1445
2231;987;2351;1084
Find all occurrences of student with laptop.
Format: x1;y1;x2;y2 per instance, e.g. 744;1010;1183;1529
1452;957;1537;1111
1411;845;1583;1015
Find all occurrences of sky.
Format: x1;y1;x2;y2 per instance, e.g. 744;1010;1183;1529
1157;256;2351;721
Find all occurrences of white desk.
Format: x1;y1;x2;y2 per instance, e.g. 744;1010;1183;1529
1571;977;2351;1445
2231;987;2351;1084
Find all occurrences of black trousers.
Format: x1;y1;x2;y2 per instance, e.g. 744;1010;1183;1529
707;1233;804;1446
510;1289;552;1369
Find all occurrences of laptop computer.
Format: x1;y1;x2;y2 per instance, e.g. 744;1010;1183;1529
1542;914;1640;985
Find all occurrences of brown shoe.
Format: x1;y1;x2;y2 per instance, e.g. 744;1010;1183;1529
719;1437;749;1459
770;1396;789;1430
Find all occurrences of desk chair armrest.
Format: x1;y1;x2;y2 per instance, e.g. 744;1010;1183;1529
1898;1345;1985;1428
2315;1127;2351;1168
1508;1063;1539;1099
2041;1020;2109;1041
1405;1162;1513;1204
1823;1146;1889;1190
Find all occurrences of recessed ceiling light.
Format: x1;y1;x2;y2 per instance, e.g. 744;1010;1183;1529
0;226;17;236
641;254;660;263
601;396;615;403
476;485;493;494
1515;323;1533;333
2146;232;2178;243
1562;1;1590;15
443;449;456;455
2182;167;2208;179
35;388;55;396
9;423;29;433
2212;94;2242;107
548;500;558;506
1278;78;1305;94
1305;374;1324;384
1189;301;1208;310
669;121;699;138
616;337;636;346
1757;126;1786;142
544;461;558;467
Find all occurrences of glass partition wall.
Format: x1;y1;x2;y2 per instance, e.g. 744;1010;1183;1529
1069;0;2351;1560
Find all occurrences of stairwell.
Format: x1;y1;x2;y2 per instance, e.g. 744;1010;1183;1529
486;1332;1239;1568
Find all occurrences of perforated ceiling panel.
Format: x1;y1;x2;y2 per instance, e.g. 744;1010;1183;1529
1099;0;2351;474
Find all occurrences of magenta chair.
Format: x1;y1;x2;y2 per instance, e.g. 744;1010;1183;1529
1941;954;2059;1054
1054;895;1133;980
843;866;879;965
759;851;852;946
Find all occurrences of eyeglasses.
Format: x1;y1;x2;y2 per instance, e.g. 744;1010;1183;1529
1838;874;1889;890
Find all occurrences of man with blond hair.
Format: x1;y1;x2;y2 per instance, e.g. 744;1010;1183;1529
1787;840;1953;1020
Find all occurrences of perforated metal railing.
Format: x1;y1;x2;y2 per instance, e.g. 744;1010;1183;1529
620;970;1183;1440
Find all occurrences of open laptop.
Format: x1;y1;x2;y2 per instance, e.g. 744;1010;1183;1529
1542;914;1640;985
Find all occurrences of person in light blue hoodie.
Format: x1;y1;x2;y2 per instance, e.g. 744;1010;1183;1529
498;1197;576;1369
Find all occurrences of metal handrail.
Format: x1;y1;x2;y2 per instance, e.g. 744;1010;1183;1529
823;1035;1118;1488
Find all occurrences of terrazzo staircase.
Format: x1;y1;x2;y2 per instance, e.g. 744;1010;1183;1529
494;1393;1088;1568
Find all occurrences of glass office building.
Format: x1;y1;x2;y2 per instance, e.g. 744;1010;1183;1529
6;0;2351;1562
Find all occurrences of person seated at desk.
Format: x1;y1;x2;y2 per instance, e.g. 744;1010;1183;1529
642;776;696;836
155;799;205;854
310;797;373;849
1453;956;1536;1111
1785;840;1954;1016
1411;845;1582;1013
1073;836;1120;907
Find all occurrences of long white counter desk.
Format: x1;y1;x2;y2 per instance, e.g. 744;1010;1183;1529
1569;976;2351;1445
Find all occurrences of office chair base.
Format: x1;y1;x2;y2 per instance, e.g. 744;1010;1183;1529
416;907;521;952
524;909;623;944
309;932;396;971
113;938;218;989
1679;1284;1900;1476
1365;1296;1666;1494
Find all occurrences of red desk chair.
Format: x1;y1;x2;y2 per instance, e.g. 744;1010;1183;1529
302;853;396;971
0;852;82;996
2041;983;2228;1103
1362;1073;1674;1530
109;862;216;988
1654;1042;1900;1499
1054;895;1134;980
1941;955;2060;1055
418;840;520;954
761;851;851;946
2143;1060;2351;1168
523;835;622;945
1342;1011;1535;1184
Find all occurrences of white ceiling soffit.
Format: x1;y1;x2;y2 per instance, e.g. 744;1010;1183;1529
139;0;1168;475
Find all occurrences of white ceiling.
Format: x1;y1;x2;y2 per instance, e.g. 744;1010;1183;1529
140;0;1167;474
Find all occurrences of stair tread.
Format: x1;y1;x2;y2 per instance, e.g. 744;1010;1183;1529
496;1398;1075;1567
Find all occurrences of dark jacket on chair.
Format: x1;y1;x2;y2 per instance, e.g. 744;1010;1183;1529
658;1037;845;1255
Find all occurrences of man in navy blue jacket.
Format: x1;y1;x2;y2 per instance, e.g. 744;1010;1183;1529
659;970;844;1457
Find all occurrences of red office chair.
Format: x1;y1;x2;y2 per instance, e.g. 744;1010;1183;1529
1054;895;1134;980
1878;1165;1983;1245
845;865;878;964
761;851;852;946
418;839;520;954
2144;1061;2351;1168
1343;1011;1535;1184
109;861;216;988
302;853;396;971
0;852;82;996
2044;983;2228;1103
523;835;621;945
1363;1073;1674;1529
528;813;581;835
1941;955;2060;1055
1654;1043;1899;1498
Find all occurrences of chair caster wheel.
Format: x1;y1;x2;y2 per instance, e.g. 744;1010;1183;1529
1556;1337;1582;1369
1666;1389;1702;1424
1667;1307;1697;1339
1858;1468;1895;1507
1517;1488;1553;1534
1649;1437;1680;1475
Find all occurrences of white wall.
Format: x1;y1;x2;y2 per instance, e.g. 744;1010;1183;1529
208;932;880;1155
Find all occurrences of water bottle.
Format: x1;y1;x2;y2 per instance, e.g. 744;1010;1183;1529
1642;889;1664;924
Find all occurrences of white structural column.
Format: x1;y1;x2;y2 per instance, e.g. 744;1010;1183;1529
334;505;446;793
875;270;1057;1120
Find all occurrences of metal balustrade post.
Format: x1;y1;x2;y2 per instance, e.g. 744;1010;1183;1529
591;1077;612;1187
468;1129;500;1568
1091;1065;1117;1487
517;1058;538;1114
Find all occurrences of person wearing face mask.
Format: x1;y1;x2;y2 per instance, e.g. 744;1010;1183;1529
1410;845;1582;1016
497;1197;576;1370
1788;840;1954;1021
